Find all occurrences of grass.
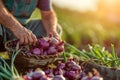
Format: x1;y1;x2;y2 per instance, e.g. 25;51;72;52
65;42;120;68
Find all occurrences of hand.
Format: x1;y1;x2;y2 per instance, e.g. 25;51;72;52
51;30;61;40
53;31;60;39
12;27;37;45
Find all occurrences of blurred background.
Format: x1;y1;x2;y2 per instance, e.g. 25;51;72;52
32;0;120;56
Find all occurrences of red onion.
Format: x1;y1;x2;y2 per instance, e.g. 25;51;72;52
14;35;64;56
57;45;64;52
49;32;53;38
92;76;101;80
44;68;52;75
47;46;57;55
47;72;54;78
79;71;86;80
65;60;76;68
43;51;48;56
39;38;49;49
12;39;19;46
23;75;32;80
50;37;59;46
53;75;65;80
71;64;81;72
39;76;50;80
32;71;45;80
57;62;65;69
57;41;64;46
32;48;41;55
53;69;63;76
22;58;101;80
63;71;69;77
67;71;76;79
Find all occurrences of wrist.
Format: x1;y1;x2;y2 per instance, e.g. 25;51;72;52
10;23;23;32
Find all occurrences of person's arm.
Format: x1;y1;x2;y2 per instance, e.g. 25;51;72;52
41;9;60;39
0;0;37;45
37;0;60;39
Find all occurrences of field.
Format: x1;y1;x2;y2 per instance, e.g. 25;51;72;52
31;6;120;57
1;5;120;80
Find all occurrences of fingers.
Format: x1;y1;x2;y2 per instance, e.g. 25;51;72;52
24;36;29;45
26;30;37;45
31;34;37;46
28;35;33;45
27;30;34;45
19;37;24;45
53;31;61;40
19;30;37;45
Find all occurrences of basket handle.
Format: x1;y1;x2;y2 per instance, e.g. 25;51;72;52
5;40;20;52
15;42;20;51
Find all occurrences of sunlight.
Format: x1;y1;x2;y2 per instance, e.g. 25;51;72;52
52;0;98;12
99;0;120;23
53;0;120;14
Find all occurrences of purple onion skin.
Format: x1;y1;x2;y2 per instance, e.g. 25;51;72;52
65;60;76;68
63;71;69;77
53;75;65;80
71;64;81;72
24;75;32;80
32;48;41;55
57;63;65;70
39;76;50;80
40;49;44;55
12;39;19;46
50;37;59;46
39;38;49;49
92;76;100;80
44;68;52;75
49;32;53;38
57;45;64;52
53;69;63;76
53;69;60;76
43;51;48;56
57;41;64;46
47;46;57;55
32;71;45;80
67;71;76;80
79;71;86;80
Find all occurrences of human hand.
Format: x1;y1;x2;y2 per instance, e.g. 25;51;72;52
12;27;37;45
53;31;61;40
47;30;61;40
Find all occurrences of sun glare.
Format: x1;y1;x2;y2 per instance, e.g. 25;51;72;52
52;0;98;12
53;0;120;14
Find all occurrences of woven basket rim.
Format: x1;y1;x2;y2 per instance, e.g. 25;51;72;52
5;40;63;59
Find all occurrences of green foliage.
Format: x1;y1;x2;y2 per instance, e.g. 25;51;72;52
65;42;120;68
0;49;21;80
30;6;120;49
53;6;120;48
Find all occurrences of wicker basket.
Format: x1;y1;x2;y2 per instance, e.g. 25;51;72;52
5;40;63;69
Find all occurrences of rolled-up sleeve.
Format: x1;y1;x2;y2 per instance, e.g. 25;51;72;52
37;0;52;11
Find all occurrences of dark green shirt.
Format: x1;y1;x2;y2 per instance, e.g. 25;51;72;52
3;0;51;25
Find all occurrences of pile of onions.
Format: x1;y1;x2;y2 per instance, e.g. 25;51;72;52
12;35;64;56
23;59;102;80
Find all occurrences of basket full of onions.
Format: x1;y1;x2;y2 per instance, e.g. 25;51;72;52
5;34;64;69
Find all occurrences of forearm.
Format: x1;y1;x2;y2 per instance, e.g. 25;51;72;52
0;0;23;32
41;10;58;35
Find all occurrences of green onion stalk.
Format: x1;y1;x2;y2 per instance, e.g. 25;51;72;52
0;49;24;80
